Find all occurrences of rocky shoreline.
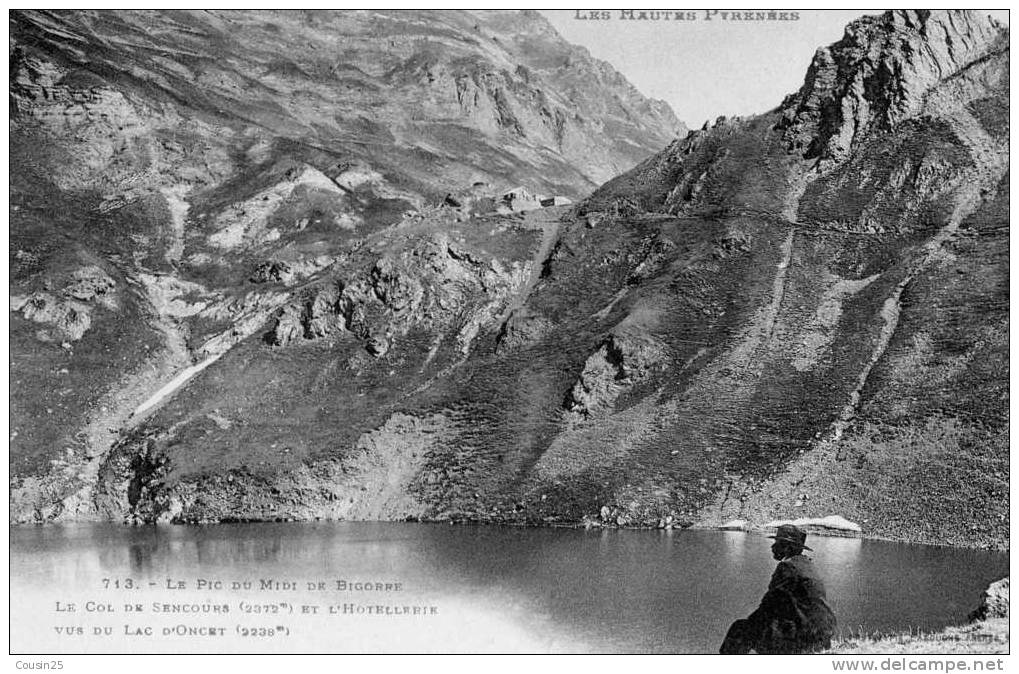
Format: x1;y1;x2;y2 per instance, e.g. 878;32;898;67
17;507;999;554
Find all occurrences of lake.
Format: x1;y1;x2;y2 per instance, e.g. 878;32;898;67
10;522;1008;654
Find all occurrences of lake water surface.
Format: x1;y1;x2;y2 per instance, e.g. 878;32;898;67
10;523;1008;654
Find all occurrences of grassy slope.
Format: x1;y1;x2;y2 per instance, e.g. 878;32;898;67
707;55;1010;549
811;175;1009;549
831;619;1008;655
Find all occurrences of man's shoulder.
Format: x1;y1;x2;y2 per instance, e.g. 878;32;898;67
785;554;814;565
777;555;816;575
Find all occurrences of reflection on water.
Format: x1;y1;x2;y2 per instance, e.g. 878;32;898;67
10;523;1008;654
721;529;749;564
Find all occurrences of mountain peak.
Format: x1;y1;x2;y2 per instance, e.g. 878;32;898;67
779;9;1006;161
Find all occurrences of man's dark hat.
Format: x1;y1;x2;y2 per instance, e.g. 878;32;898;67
768;524;812;551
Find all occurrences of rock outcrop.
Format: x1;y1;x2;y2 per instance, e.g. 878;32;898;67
566;330;668;419
969;577;1009;622
779;10;1005;162
11;265;119;342
266;234;529;358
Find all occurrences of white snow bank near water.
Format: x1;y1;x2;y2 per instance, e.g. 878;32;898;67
763;515;862;533
132;354;222;417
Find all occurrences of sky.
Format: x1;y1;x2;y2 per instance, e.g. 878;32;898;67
542;9;1009;129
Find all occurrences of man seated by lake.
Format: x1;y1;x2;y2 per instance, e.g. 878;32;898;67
720;524;837;654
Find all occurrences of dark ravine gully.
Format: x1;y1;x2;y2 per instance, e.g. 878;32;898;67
10;11;1008;552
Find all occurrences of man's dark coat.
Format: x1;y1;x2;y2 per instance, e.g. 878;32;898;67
720;554;837;654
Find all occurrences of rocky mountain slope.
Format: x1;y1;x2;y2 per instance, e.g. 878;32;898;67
9;8;682;521
10;11;1008;550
